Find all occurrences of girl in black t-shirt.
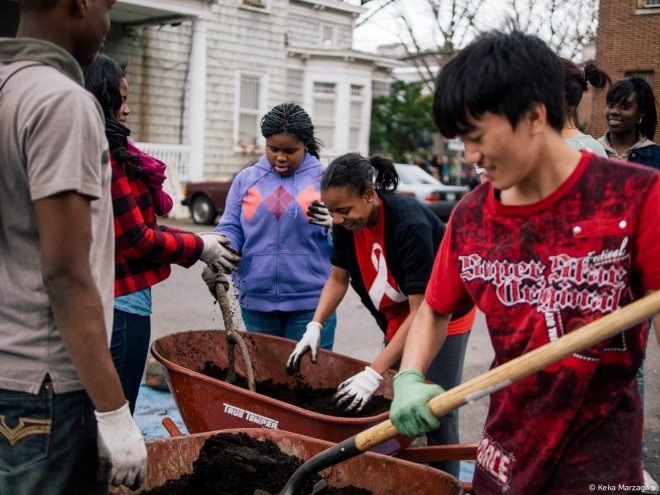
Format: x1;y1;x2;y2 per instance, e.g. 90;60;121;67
286;153;475;478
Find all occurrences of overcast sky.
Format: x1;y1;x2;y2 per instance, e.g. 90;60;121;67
348;0;593;57
350;0;513;53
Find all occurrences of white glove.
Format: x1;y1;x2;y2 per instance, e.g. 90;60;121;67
95;401;147;489
333;366;383;413
286;321;322;374
307;201;333;229
198;232;241;273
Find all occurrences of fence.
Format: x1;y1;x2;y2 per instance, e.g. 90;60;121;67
135;142;191;219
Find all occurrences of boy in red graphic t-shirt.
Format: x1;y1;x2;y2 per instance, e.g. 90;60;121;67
389;31;660;494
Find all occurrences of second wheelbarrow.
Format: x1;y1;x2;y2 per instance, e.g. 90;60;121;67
151;330;411;455
121;427;464;494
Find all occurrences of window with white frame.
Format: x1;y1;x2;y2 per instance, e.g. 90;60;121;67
313;82;336;150
349;85;364;151
237;74;262;152
643;0;660;7
320;25;337;48
625;71;654;86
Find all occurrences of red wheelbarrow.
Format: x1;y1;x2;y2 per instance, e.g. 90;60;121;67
119;427;467;494
151;330;410;455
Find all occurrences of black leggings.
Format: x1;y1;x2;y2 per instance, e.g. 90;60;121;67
392;330;471;478
424;331;471;478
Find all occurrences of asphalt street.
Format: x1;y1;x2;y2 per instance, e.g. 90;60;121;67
151;219;659;482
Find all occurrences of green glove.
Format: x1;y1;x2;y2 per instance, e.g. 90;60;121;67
390;369;444;437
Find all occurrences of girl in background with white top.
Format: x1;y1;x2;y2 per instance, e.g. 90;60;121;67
560;58;610;157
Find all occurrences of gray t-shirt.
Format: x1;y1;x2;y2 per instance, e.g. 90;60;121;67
565;134;608;158
0;43;114;394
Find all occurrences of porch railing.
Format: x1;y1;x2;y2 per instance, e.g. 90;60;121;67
135;142;191;219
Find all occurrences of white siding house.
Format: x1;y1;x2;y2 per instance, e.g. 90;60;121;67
101;0;398;179
0;0;398;183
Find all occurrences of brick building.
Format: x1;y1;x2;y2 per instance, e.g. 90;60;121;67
590;0;660;138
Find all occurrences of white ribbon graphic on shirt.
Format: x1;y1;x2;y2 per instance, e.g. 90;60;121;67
368;242;407;309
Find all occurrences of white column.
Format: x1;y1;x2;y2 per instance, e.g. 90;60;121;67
334;72;350;156
188;18;207;181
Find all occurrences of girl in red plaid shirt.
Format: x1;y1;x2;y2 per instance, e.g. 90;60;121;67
84;55;238;413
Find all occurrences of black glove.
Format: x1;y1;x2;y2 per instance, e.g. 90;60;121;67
307;201;333;229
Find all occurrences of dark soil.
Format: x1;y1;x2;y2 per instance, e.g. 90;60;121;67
201;361;391;418
143;432;371;495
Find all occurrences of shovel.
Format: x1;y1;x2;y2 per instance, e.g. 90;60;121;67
256;290;660;495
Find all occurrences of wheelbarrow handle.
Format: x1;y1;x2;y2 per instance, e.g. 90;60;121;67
355;290;660;451
268;291;660;495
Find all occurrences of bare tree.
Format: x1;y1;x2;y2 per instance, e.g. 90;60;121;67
358;0;598;91
359;0;486;92
502;0;598;60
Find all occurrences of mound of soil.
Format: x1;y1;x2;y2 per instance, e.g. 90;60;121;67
201;361;391;418
143;432;371;495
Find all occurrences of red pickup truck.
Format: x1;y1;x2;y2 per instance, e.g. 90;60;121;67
181;179;233;224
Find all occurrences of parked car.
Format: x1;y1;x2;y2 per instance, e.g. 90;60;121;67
394;163;469;221
183;162;468;225
181;179;232;224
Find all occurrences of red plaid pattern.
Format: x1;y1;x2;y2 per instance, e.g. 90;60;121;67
111;154;203;297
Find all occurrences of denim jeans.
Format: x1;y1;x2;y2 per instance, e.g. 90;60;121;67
0;379;108;495
240;308;336;350
110;309;151;414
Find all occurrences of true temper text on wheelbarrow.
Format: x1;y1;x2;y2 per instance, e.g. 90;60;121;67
223;403;279;429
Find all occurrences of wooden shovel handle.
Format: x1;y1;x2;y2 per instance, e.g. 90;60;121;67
355;291;660;452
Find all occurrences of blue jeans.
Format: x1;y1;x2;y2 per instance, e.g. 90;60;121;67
110;309;151;415
240;308;336;350
0;379;108;494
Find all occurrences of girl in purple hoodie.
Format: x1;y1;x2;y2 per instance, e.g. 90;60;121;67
211;103;336;348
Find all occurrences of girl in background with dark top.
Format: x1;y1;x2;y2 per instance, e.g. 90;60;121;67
287;153;475;478
560;58;610;157
83;54;238;414
598;76;659;169
598;76;660;492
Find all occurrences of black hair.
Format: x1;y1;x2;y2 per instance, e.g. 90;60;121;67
433;30;564;137
17;0;58;11
561;58;610;126
83;54;141;173
606;77;658;141
321;153;398;195
83;54;124;121
260;102;322;159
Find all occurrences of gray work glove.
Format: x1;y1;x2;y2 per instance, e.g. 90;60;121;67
307;200;333;229
95;401;147;490
333;366;383;413
198;232;241;273
201;265;230;298
286;321;322;375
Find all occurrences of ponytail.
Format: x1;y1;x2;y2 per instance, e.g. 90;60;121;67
369;155;398;191
561;57;611;126
583;62;610;90
322;153;398;195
